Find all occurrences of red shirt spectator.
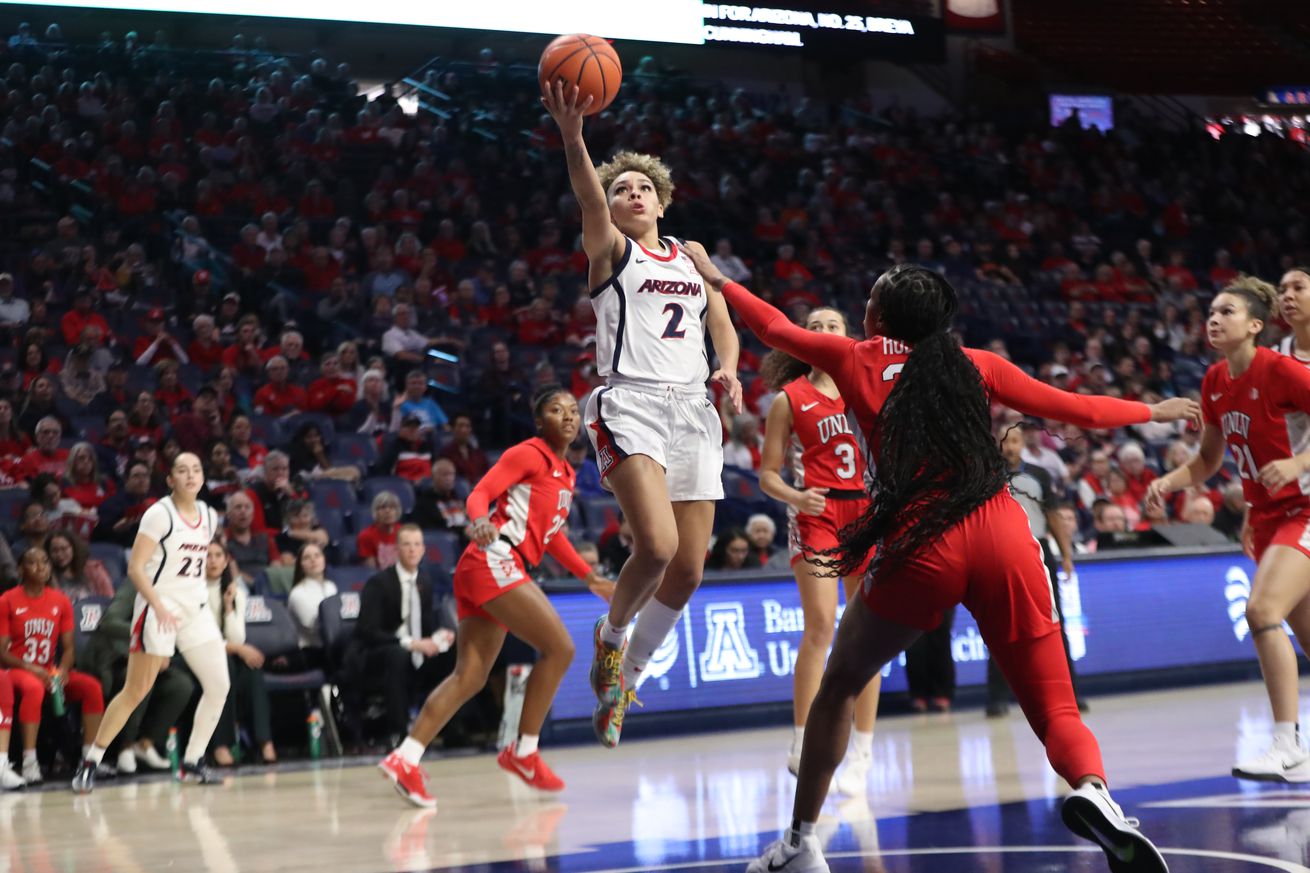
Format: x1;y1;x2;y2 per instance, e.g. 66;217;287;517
516;300;560;346
306;376;357;416
357;522;399;569
60;297;111;347
253;381;307;416
19;447;70;480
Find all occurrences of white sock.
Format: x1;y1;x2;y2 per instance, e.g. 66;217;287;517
622;600;682;689
789;819;816;846
82;744;92;759
0;753;7;770
600;617;627;648
791;726;805;752
22;750;36;765
398;736;425;766
86;744;106;765
851;729;874;757
516;734;539;757
1274;721;1298;744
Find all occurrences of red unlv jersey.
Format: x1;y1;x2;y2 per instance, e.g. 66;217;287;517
781;377;867;490
465;437;577;567
1201;347;1310;513
0;586;73;669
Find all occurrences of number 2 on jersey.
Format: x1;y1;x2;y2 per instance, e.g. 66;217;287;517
661;303;687;339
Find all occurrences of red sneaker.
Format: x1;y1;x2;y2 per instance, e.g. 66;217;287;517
497;747;565;792
378;751;436;809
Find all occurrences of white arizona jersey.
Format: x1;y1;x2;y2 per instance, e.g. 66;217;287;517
1278;335;1310;368
137;497;219;606
590;236;711;386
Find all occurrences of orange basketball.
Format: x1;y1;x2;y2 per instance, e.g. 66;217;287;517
538;34;622;116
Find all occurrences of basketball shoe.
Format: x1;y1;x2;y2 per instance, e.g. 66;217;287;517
378;751;436;809
1061;781;1169;872
593;684;640;749
589;616;625;704
177;761;222;785
832;747;872;796
70;759;95;794
20;757;41;785
1232;733;1310;783
746;831;830;873
496;747;564;791
0;762;22;790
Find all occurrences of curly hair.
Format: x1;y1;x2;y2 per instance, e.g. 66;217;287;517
832;265;1007;577
1220;274;1279;343
759;307;850;391
596;151;675;209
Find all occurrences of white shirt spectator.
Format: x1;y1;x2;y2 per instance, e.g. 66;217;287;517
287;578;338;649
0;293;28;329
1021;444;1068;485
711;249;751;283
207;580;250;646
382;325;429;358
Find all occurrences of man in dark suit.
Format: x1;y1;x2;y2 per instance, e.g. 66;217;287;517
350;524;456;744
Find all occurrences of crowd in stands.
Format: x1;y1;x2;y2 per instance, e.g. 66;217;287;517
0;19;1306;777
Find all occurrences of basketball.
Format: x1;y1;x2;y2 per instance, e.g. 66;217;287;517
538;34;622;115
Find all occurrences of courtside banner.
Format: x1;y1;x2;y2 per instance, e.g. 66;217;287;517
548;547;1257;720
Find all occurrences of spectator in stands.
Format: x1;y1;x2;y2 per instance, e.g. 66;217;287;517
348;523;455;746
172;387;226;456
227;414;268;473
223;491;279;584
411;458;468;533
247;450;302;533
269;329;315;386
1089;499;1129;551
96;361;132;417
0;273;29;338
1021;423;1070;485
438;413;488;484
1105;468;1142;528
358;490;402;570
94;461;157;547
379;414;440;484
275;498;330;558
362;249;410;303
134;308;187;366
153;360;192;418
1213;482;1246;541
0;398;30;458
204;442;244;504
476;340;530;446
188;315;224;373
393;370;448;432
12;502;51;555
253;355;307;417
1117;442;1157;505
1181;495;1217;528
707;529;752;571
59;345;106;411
221;314;267;375
18;377;67;439
722;412;763;471
47;530;113;600
205;540;276;766
0;546;105;785
60;288;110;347
337;341;365;387
306;352;357;416
126;391;164;445
744;514;779;567
347;368;391;437
710;238;752;284
286;422;361;485
381;303;444;365
286;542;337;670
62;441;114;513
1076;449;1112;511
19;418;69;481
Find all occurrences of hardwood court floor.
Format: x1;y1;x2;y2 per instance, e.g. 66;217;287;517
4;679;1310;872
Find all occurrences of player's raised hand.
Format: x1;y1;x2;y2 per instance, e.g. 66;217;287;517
1148;397;1202;429
541;80;593;138
683;240;728;291
585;570;617;603
712;369;743;415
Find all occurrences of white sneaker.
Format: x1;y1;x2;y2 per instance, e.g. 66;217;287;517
786;745;801;777
117;750;138;775
21;758;42;786
832;749;871;796
1061;782;1168;873
0;765;23;790
1233;733;1310;783
746;833;830;873
136;745;171;771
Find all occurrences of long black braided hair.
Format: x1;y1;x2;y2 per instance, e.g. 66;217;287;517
834;265;1008;577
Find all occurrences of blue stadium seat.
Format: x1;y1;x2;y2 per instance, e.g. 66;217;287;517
318;592;359;682
279;412;336;445
242;595;334;750
423;530;461;572
330;565;375;591
73;596;111;657
360;476;416;513
334;533;357;566
316;505;346;543
308;479;357;514
88;543;127;585
247;413;278;445
0;489;27;538
721;468;766;502
331;433;378;469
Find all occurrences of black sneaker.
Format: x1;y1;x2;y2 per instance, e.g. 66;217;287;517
177;761;222;785
70;760;96;795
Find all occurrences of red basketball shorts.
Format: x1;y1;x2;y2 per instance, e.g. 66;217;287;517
453;539;531;625
1250;504;1310;564
863;489;1060;644
788;490;872;576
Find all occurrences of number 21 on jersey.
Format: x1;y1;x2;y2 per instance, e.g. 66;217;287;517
1231;442;1260;481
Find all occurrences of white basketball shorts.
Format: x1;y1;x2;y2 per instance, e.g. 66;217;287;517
130;592;221;657
584;380;724;502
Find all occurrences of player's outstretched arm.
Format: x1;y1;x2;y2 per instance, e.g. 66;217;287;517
1145;424;1226;513
683;240;853;380
542;81;624;270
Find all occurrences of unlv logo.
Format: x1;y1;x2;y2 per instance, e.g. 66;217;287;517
699;603;762;682
79;604;103;633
